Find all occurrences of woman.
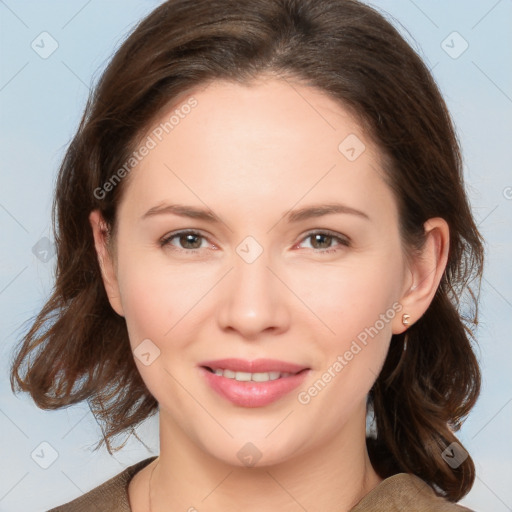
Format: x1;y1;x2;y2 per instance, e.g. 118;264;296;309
10;0;484;510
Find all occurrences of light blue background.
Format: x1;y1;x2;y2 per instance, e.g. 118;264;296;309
1;1;511;511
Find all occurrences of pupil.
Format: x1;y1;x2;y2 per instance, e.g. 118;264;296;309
182;234;201;249
313;234;331;249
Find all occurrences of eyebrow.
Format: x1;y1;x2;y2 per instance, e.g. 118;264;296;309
284;203;370;222
141;202;370;223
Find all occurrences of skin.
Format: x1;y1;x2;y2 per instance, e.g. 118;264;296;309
90;76;449;512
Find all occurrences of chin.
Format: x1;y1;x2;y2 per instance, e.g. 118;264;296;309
200;431;307;469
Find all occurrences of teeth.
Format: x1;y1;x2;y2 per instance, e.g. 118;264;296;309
211;368;293;381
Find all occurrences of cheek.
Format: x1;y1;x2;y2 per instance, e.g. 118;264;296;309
115;257;196;404
115;250;182;348
115;234;217;331
287;254;402;340
290;254;402;413
295;263;399;430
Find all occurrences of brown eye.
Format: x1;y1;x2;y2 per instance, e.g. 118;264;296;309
310;233;333;249
178;233;203;249
160;230;207;251
298;230;350;254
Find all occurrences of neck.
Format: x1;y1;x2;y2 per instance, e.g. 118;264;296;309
148;407;382;512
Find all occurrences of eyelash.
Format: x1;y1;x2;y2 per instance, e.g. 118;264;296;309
159;229;350;255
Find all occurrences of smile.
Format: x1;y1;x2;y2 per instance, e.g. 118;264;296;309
198;363;310;408
204;367;298;381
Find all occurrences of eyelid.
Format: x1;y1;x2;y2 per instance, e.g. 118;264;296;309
159;229;216;250
299;229;351;244
296;229;351;252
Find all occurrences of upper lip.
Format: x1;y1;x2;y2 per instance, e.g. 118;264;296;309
199;358;309;374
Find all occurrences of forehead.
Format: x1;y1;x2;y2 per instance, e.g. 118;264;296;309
119;78;396;227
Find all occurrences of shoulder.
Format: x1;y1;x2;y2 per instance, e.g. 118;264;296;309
350;472;477;512
46;456;158;512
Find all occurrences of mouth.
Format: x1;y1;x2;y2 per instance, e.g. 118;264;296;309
198;358;311;407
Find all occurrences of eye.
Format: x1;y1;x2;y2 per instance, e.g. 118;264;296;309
297;230;350;254
159;229;350;255
160;230;212;253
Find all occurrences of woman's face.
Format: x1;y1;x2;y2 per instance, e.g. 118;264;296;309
97;77;413;466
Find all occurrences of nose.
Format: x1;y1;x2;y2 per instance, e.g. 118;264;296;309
216;245;291;340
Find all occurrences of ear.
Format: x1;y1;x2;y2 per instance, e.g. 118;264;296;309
393;217;450;334
89;210;124;316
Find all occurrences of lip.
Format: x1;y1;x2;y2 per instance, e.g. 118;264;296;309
198;358;311;408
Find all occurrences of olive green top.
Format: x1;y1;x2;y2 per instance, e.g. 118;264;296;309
47;456;475;511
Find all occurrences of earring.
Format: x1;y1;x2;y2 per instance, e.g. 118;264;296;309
402;314;411;352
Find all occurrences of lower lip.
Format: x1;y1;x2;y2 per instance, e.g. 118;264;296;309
199;367;310;408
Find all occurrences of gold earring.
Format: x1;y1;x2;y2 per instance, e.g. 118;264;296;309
402;314;410;326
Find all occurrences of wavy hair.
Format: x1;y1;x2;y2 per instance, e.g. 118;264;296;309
10;0;483;502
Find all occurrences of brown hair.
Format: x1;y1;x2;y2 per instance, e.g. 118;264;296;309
10;0;483;502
